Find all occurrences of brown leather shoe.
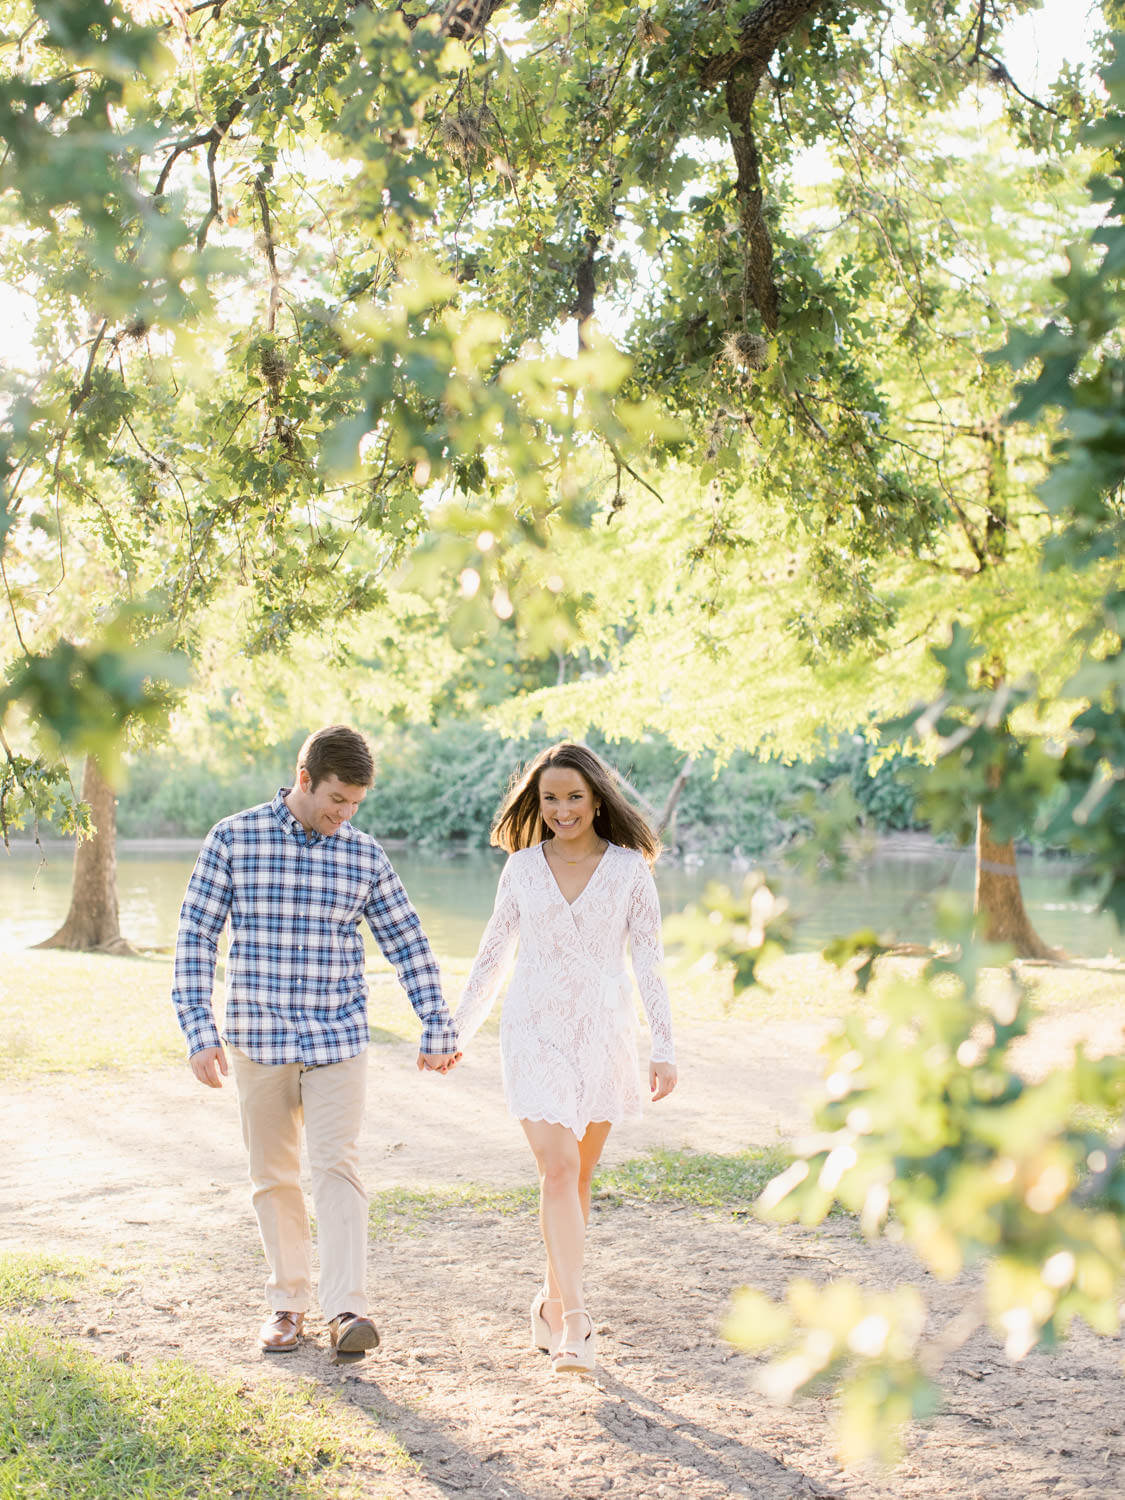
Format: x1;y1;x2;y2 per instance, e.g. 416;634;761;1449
328;1312;379;1363
259;1310;305;1353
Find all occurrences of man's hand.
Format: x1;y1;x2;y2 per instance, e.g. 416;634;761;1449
650;1061;677;1102
190;1045;229;1088
416;1050;462;1075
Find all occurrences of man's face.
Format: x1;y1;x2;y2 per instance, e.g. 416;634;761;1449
297;771;368;837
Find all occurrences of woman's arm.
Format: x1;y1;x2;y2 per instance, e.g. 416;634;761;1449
626;857;676;1065
454;856;521;1045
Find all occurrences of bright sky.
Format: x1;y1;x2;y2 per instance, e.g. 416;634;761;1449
0;0;1105;375
1004;0;1101;92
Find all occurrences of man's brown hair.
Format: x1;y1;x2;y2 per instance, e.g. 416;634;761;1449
296;725;375;791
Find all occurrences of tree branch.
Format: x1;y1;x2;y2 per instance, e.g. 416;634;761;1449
977;50;1061;117
154;128;216;197
0;551;30;655
195;128;223;250
725;62;780;334
605;440;665;506
572;231;598;350
699;0;824;89
254;175;282;333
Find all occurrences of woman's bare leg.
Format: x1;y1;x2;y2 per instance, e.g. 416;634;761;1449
521;1118;584;1339
522;1119;612;1349
577;1120;613;1226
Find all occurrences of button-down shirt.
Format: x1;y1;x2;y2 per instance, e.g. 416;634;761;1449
171;789;458;1065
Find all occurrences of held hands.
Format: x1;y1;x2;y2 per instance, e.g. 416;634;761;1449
417;1050;462;1075
190;1045;229;1088
650;1060;677;1102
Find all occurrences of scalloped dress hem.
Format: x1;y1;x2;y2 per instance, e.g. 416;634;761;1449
514;1106;642;1137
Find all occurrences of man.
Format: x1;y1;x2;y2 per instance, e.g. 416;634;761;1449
171;724;460;1363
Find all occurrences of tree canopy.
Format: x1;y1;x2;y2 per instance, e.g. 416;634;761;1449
0;0;1111;894
1;2;1102;741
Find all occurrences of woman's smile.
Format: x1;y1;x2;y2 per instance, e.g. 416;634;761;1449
538;766;601;851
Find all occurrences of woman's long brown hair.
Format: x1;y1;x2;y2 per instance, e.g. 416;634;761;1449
491;742;661;863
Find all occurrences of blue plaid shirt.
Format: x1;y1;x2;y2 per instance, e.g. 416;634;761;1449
171;789;458;1065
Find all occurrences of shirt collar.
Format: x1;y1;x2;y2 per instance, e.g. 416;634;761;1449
272;787;321;845
271;787;356;846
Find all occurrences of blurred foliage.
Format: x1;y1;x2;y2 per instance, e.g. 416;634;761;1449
665;873;793;992
0;749;89;848
1;620;187;768
718;40;1125;1464
108;719;924;848
737;900;1125;1463
726;1280;936;1467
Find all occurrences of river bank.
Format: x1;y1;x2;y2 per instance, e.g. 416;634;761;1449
2;833;1119;960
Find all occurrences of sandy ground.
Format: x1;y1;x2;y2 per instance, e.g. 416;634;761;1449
4;1006;1125;1499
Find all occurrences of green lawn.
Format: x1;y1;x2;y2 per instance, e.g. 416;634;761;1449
2;946;1122;1079
0;1251;95;1312
0;952;478;1076
0;1253;412;1498
0;1323;354;1498
366;1146;795;1235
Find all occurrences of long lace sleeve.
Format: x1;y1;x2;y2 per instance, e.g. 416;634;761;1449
627;857;675;1063
454;856;521;1046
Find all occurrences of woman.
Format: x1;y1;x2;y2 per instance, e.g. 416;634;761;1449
455;742;677;1378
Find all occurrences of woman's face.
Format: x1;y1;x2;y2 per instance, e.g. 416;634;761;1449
538;765;599;845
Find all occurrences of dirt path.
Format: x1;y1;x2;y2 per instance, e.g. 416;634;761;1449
0;1020;828;1256
4;1015;1125;1498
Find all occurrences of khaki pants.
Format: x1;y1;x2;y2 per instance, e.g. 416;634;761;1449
230;1047;369;1323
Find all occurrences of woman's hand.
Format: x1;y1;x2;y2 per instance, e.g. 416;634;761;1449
650;1060;677;1102
417;1050;462;1074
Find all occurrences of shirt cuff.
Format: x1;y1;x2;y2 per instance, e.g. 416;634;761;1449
183;1012;223;1057
420;1015;460;1054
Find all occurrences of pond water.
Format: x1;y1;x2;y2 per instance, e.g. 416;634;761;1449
0;839;1119;959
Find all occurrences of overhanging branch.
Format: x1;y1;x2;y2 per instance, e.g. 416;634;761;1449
700;0;824;88
725;62;780;335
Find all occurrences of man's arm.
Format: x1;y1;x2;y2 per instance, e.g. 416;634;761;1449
172;826;234;1076
362;855;460;1067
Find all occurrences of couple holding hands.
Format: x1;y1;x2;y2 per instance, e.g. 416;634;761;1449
171;725;677;1377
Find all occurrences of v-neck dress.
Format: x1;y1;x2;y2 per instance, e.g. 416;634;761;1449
454;842;676;1135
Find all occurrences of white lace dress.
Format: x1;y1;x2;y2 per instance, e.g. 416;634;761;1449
454;842;676;1136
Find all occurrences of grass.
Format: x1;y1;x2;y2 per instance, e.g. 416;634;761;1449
672;948;1125;1026
0;952;482;1075
367;1146;794;1235
0;1251;415;1497
368;1182;537;1235
0;951;184;1076
593;1146;793;1214
0;1252;92;1312
669;950;868;1026
0;1324;358;1498
4;945;1123;1078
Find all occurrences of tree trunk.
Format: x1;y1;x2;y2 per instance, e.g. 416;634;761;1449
34;755;133;954
974;807;1059;961
658;756;695;841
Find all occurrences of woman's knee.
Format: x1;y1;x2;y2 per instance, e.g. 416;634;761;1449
538;1151;580;1193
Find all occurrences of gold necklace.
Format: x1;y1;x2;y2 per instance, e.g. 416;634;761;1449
550;839;604;866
